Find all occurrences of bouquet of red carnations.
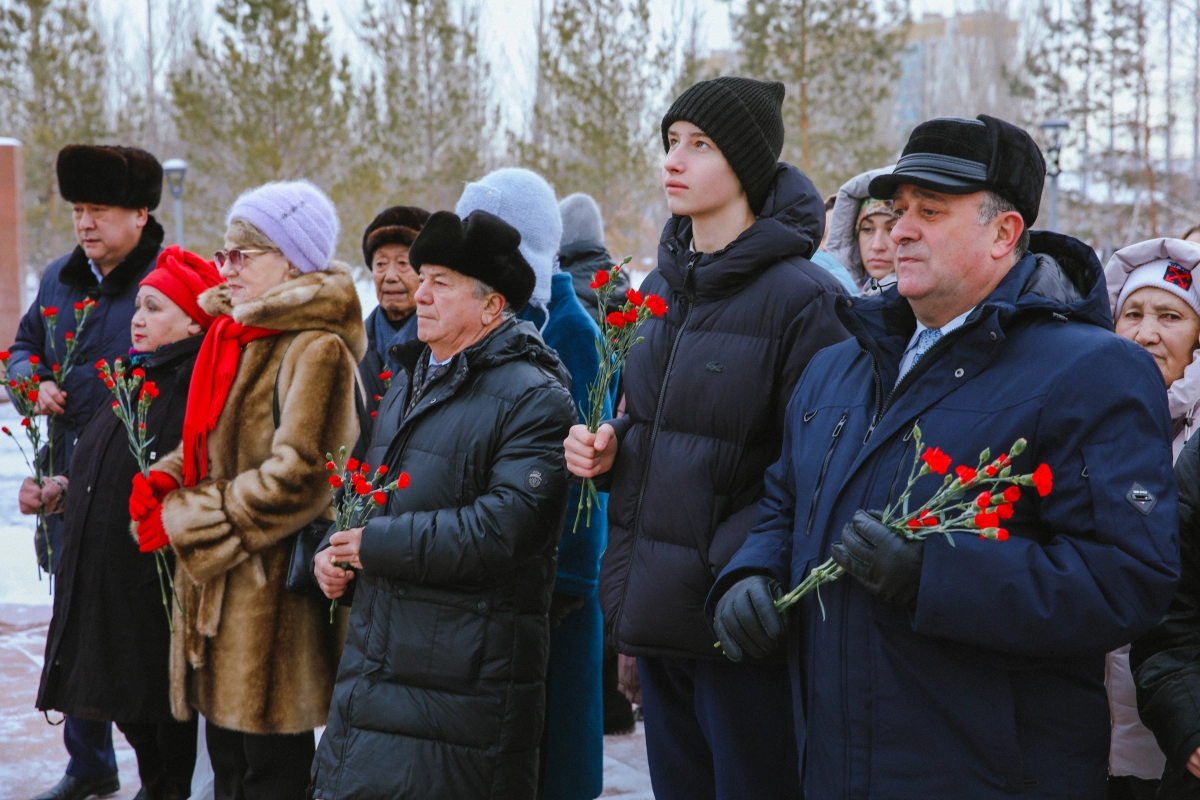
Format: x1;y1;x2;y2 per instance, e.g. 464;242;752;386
96;357;176;631
775;424;1053;618
324;447;410;620
574;257;667;531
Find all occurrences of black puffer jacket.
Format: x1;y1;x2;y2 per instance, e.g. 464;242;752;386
1133;433;1200;796
37;336;199;722
311;318;576;800
599;163;851;659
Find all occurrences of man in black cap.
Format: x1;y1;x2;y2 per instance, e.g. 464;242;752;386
708;115;1180;798
12;145;173;800
310;210;577;800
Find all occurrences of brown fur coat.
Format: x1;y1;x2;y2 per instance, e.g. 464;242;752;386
153;263;366;734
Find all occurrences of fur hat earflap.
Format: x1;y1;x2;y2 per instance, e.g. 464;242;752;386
362;206;431;267
57;145;163;211
409;210;535;311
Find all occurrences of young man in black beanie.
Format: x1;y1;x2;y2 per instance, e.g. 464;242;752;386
565;76;850;799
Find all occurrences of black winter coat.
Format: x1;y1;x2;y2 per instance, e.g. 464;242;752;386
311;318;576;800
1133;433;1200;796
599;163;852;659
559;240;630;318
36;335;200;723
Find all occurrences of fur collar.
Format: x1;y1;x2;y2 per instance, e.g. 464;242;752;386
197;262;367;361
59;216;164;295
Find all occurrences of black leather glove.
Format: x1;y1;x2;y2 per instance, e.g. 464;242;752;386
548;592;585;629
713;574;787;662
831;510;925;608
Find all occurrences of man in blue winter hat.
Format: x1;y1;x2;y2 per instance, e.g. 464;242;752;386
709;115;1181;798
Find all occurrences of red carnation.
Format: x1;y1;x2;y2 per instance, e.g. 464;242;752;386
377;465;388;475
955;465;977;484
379;371;392;381
30;374;38;384
624;308;638;324
1003;486;1021;503
1032;464;1053;497
346;458;359;472
360;462;370;474
984;465;998;477
606;311;627;329
42;307;57;317
105;379;115;389
132;367;145;379
27;390;38;404
371;410;377;418
996;503;1014;520
64;333;73;341
329;475;343;488
326;461;336;471
645;295;668;317
28;356;39;366
590;270;610;289
51;364;59;372
95;359;108;370
0;351;9;361
975;512;1000;529
74;302;83;311
921;446;951;475
397;472;411;489
626;289;643;307
355;482;371;496
975;492;992;509
922;516;939;526
995;529;1010;541
20;417;30;427
372;491;387;505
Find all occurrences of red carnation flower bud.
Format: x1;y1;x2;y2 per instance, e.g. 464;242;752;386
907;519;921;529
27;390;38;404
997;453;1010;466
397;472;411;489
374;395;381;402
20;417;30;427
372;491;387;505
112;401;119;409
1;427;8;434
64;333;73;341
51;364;59;372
346;458;359;471
0;351;9;361
923;516;939;526
377;465;388;475
138;422;146;431
606;311;627;329
132;368;145;379
1032;464;1053;497
974;512;1000;529
329;475;343;488
996;529;1010;541
984;465;998;477
74;302;83;311
105;379;115;388
85;299;96;307
1003;486;1021;503
326;461;336;471
95;359;107;370
371;410;377;418
42;307;57;317
975;492;991;509
379;371;392;381
28;355;39;366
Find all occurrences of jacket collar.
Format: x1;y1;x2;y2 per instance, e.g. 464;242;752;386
658;163;825;304
137;333;204;371
59;215;164;296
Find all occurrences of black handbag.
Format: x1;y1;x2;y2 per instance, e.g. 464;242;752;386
272;354;370;602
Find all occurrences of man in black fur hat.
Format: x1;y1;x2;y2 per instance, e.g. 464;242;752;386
359;205;429;422
310;210;577;800
11;144;169;800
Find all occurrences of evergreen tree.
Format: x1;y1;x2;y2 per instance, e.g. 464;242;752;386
170;0;354;260
733;0;906;195
0;0;109;271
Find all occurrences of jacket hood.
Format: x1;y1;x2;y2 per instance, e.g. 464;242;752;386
827;166;894;284
1105;237;1200;420
844;231;1110;347
658;162;825;303
198;262;368;361
391;317;571;388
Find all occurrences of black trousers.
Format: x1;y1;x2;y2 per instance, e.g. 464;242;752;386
116;718;198;800
205;721;315;800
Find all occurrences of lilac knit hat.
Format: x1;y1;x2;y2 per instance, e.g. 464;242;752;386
226;180;340;273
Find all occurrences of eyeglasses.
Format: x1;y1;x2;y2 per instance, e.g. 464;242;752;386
214;248;274;272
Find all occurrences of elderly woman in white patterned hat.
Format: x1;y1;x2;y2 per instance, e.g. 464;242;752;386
1103;237;1200;798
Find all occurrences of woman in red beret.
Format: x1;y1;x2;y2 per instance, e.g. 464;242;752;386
26;245;222;800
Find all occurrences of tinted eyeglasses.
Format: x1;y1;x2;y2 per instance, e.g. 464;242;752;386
214;247;275;272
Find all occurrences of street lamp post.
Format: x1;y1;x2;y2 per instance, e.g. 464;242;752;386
162;159;187;248
1040;120;1068;233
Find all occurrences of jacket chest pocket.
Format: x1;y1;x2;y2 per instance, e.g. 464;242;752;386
380;586;490;694
795;409;851;544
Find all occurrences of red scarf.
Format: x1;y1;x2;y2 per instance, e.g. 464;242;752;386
181;315;280;487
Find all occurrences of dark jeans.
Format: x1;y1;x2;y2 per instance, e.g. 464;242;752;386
64;716;117;780
205;721;315;800
1108;775;1160;800
637;655;801;800
117;718;198;800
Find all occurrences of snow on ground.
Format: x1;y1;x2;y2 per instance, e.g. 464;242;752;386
0;400;54;607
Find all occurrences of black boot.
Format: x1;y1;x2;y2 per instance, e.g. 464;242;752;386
30;775;120;800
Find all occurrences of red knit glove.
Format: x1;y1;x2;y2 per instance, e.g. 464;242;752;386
130;471;179;522
136;506;169;553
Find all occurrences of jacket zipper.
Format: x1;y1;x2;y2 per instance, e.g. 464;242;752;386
614;251;699;639
804;413;848;536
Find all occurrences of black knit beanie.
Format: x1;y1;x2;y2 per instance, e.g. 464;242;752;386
661;77;786;214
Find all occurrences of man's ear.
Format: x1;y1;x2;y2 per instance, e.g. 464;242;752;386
482;293;507;324
991;211;1024;261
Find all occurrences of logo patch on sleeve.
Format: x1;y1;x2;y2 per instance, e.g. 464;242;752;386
527;470;544;489
1165;262;1193;290
1126;482;1157;516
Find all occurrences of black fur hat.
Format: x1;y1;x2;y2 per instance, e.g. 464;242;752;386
56;145;163;211
868;115;1045;228
362;206;430;267
409;210;535;311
